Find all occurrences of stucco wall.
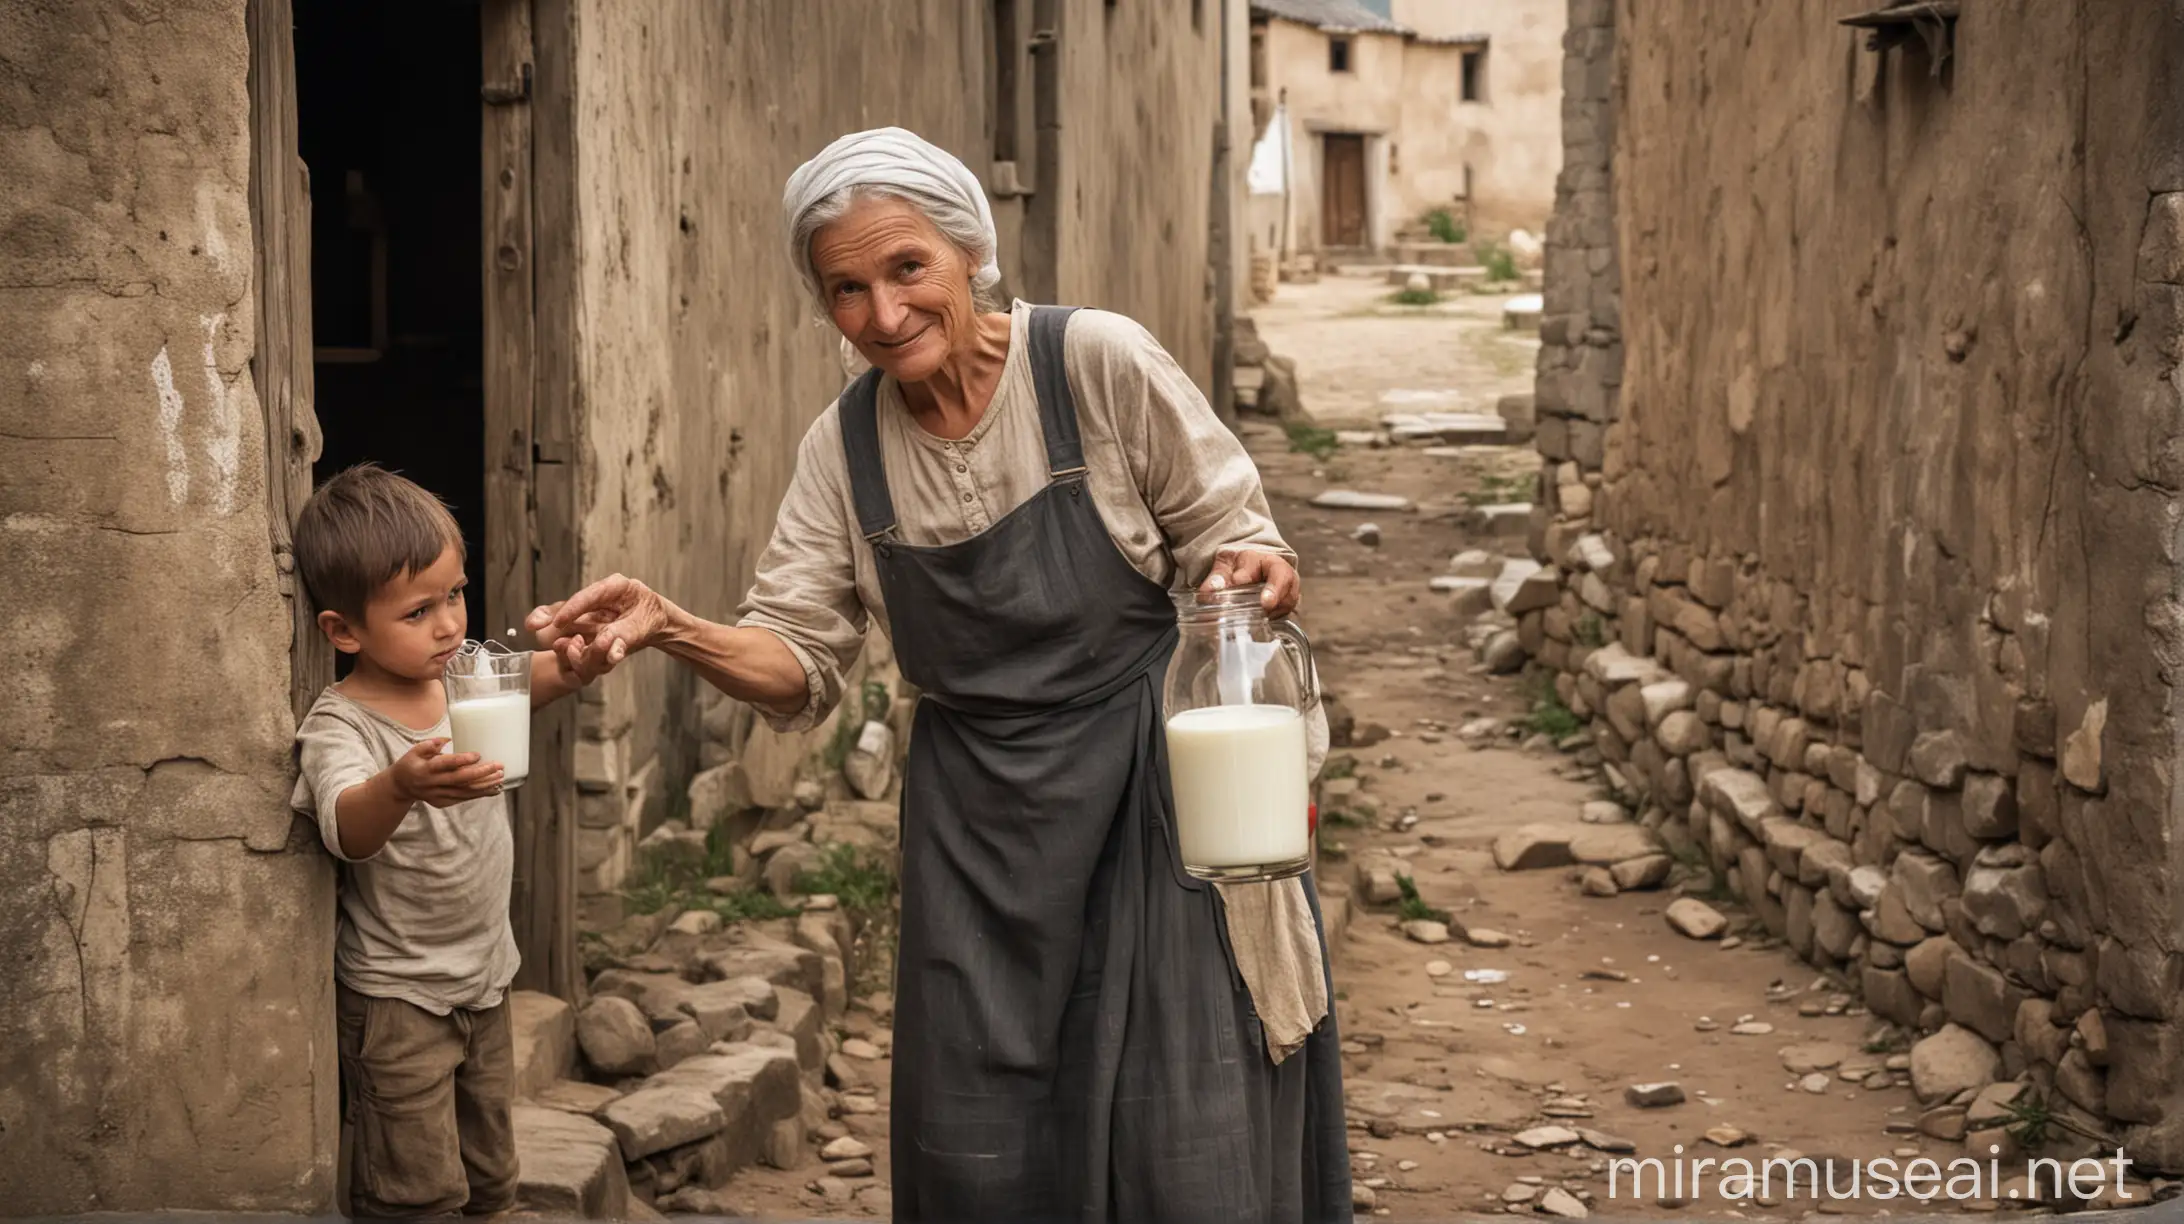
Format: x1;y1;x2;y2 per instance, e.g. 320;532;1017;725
0;0;336;1211
1527;0;2184;1169
1393;0;1562;234
1055;0;1224;389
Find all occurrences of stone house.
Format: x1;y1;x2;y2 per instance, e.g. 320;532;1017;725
0;0;1237;1211
1245;0;1561;262
1526;0;2184;1174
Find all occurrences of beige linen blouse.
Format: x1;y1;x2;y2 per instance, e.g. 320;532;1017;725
738;300;1329;1061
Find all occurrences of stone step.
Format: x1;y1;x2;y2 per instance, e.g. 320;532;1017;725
514;1103;632;1218
1389;242;1476;267
1384;264;1488;292
511;990;576;1100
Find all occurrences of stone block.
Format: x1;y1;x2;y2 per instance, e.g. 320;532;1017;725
2016;759;2058;850
654;1019;712;1071
1960;855;2045;942
1868;884;1927;946
532;1079;624;1119
2097;937;2182;1022
1959;773;2017;839
1943;954;2026;1046
1797;834;1852;890
1909;1024;2001;1103
1494;823;1578;870
577;996;655;1078
2055;1049;2106;1116
1905;936;1958;999
2106;1017;2184;1124
1861;965;1925;1027
514;1104;632;1218
1893;852;1959;932
647;1043;804;1171
1699;767;1777;834
699;936;827;1003
1758;817;1825;879
601;1084;727;1162
511;990;576;1101
768;986;826;1075
1812;890;1859;960
1785;883;1817;959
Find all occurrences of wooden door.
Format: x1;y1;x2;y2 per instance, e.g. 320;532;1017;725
248;0;330;723
1321;132;1367;248
483;0;582;1002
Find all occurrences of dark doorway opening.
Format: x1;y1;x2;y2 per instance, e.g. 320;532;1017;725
296;1;488;645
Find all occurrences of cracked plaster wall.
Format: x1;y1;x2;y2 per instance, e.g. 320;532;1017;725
0;0;336;1211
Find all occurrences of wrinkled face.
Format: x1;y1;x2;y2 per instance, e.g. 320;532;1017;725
810;195;980;383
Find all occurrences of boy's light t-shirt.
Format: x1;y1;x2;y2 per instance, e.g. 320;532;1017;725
292;686;520;1015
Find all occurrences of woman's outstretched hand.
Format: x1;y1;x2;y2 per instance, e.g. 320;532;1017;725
526;573;677;680
1200;549;1301;618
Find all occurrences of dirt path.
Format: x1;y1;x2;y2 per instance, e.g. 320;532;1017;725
709;277;1942;1221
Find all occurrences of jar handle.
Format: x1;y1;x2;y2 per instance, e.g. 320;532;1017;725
1272;616;1318;708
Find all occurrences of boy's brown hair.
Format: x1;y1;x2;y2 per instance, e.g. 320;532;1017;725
292;463;465;622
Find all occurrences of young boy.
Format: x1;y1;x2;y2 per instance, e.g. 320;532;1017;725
290;464;606;1218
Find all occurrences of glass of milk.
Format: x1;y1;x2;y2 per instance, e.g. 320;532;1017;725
1162;583;1318;883
444;639;532;789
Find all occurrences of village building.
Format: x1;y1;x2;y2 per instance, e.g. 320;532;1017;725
0;0;1244;1211
1245;0;1562;267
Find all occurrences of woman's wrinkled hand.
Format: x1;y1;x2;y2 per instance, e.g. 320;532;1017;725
1200;550;1301;618
525;574;674;681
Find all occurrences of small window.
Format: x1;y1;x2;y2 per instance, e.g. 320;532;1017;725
1329;36;1353;73
1461;49;1485;101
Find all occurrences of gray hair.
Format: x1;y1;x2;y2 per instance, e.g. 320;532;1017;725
790;184;1004;314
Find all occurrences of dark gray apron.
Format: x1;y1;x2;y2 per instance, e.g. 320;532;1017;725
839;307;1349;1224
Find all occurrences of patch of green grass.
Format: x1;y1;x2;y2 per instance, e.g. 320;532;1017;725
1321;807;1367;829
796;842;902;996
1322;754;1358;781
620;823;798;924
1395;874;1451;924
794;842;897;921
1665;836;1734;903
1284;420;1340;462
1463;470;1533;507
1575;613;1609;648
1389;286;1441;307
1520;671;1585;740
2000;1089;2057;1148
1475;239;1519;283
1426;209;1466;244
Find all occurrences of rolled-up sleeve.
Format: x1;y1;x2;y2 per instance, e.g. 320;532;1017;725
293;711;384;863
1069;313;1294;586
737;409;869;734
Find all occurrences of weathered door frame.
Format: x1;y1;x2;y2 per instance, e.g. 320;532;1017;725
483;0;581;1002
247;0;582;1002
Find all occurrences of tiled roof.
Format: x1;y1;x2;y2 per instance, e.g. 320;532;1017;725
1249;0;1410;35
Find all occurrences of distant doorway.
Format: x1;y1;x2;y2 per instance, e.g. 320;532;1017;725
1321;132;1367;248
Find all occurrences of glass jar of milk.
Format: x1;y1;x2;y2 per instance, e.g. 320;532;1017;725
444;640;532;789
1162;583;1317;883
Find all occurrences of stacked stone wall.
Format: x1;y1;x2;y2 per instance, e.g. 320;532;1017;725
1523;0;2184;1173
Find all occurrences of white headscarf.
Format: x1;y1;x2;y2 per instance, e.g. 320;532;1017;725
781;127;1002;307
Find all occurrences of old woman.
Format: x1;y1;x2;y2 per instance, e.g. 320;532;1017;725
531;128;1348;1222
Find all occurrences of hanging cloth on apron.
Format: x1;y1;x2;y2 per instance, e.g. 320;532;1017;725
837;306;1350;1223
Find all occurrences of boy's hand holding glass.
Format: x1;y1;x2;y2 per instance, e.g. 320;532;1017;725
390;738;505;805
